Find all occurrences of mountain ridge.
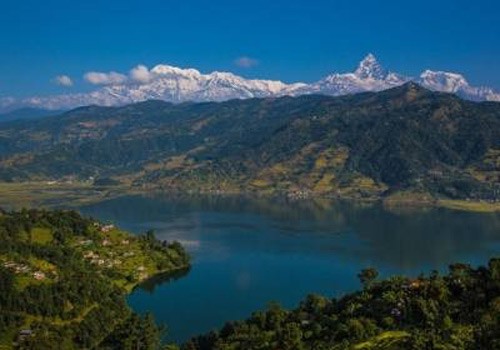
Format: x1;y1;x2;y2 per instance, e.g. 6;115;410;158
1;55;499;112
0;84;498;203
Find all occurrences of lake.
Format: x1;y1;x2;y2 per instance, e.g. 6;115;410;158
80;195;500;344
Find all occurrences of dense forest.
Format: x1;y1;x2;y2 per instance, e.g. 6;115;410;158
0;84;498;202
182;261;500;350
0;208;190;349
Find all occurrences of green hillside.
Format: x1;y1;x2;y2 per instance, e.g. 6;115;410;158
0;209;190;349
182;261;500;350
0;84;499;203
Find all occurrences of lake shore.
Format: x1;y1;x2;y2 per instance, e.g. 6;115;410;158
0;181;499;213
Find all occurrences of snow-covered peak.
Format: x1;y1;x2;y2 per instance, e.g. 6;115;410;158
1;54;499;112
354;53;388;80
419;70;469;93
418;70;500;102
312;55;407;96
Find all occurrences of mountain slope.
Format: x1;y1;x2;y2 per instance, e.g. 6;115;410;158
1;55;499;112
0;108;64;123
0;84;498;201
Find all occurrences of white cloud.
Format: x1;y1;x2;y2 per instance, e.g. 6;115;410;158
234;56;259;68
83;66;155;86
130;65;154;84
84;71;128;85
53;75;73;87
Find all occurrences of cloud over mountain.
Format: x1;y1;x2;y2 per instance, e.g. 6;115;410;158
129;65;153;84
84;71;128;85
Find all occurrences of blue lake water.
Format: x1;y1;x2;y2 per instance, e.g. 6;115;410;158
80;195;500;344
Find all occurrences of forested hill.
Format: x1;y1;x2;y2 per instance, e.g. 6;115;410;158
0;209;190;349
0;83;499;201
184;260;500;349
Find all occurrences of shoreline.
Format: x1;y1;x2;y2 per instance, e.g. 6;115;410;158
0;181;499;213
125;265;191;293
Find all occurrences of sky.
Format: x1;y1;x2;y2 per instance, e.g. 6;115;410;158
0;0;499;97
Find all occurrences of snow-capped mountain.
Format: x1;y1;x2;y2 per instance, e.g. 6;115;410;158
418;70;500;102
302;54;409;96
1;54;499;112
354;53;390;80
103;66;306;103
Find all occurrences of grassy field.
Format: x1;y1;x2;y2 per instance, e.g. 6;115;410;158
30;227;53;244
0;181;130;210
384;191;500;213
437;199;500;213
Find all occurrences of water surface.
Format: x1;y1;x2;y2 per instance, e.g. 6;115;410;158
81;195;500;343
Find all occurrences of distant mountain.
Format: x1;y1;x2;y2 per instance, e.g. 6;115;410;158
0;68;305;111
418;70;500;102
301;54;409;96
0;108;64;123
0;84;498;202
1;55;499;112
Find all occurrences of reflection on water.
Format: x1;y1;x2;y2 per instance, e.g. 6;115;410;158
80;195;500;343
135;268;191;294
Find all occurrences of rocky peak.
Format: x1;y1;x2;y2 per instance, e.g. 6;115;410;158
354;54;388;80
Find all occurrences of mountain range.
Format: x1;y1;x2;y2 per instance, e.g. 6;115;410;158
0;108;64;123
1;54;499;112
0;83;498;202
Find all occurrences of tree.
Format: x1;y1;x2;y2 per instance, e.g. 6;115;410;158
358;267;379;289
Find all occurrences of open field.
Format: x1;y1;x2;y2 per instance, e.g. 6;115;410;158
0;182;131;210
437;199;500;213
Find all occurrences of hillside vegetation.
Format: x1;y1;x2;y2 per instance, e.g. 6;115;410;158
0;209;190;349
0;83;499;202
182;261;500;350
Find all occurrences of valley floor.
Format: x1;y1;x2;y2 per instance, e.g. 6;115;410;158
1;182;499;213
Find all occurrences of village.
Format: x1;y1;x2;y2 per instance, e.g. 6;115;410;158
1;260;49;282
76;222;151;281
0;221;152;289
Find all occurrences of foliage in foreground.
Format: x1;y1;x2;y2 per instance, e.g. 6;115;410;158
0;208;189;349
183;261;500;350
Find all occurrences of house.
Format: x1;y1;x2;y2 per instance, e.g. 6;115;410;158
19;329;33;336
84;251;98;259
18;329;34;341
33;271;46;280
100;224;115;233
79;239;94;246
90;258;106;265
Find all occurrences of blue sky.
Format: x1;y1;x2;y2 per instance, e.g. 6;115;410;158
1;0;499;97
